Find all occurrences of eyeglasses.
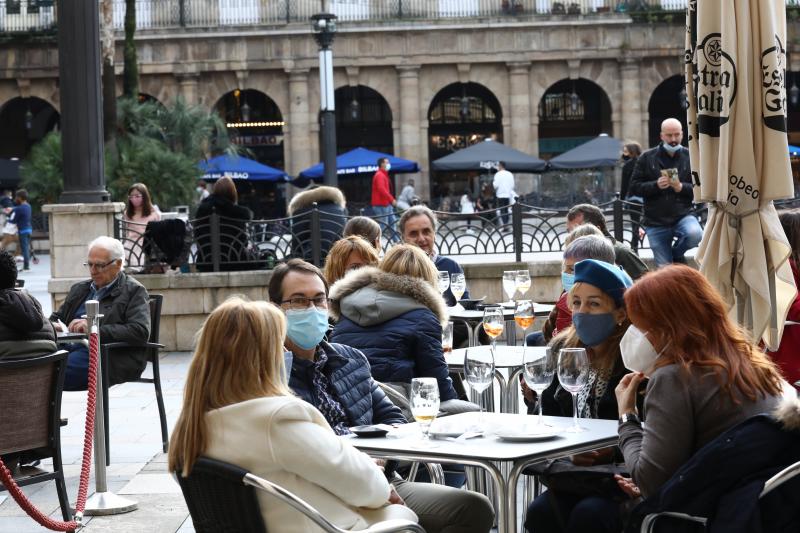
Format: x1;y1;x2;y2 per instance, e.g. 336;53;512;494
280;296;330;310
84;259;118;271
128;194;142;199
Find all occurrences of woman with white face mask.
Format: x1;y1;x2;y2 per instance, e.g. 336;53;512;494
614;265;786;501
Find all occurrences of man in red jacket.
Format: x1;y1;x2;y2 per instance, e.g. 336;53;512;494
371;157;398;240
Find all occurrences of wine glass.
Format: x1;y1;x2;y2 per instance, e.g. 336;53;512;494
450;273;466;307
442;322;453;354
482;306;504;353
523;347;556;426
557;348;590;433
464;347;495;427
514;300;534;357
502;271;517;303
515;270;532;298
437;271;451;296
410;378;440;443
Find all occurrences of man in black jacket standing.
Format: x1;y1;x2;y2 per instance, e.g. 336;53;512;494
629;118;703;267
50;236;150;390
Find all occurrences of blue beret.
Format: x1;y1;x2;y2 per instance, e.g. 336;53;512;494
573;259;633;307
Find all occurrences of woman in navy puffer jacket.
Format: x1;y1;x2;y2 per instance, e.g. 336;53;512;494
329;244;458;402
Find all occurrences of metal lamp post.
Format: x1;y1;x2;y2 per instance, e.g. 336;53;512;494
311;12;338;188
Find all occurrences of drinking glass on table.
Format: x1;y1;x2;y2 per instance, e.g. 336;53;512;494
557;347;590;433
450;273;466;307
438;271;451;296
482;306;504;353
523;347;556;426
410;378;440;443
502;270;517;303
515;270;531;298
442;322;453;354
514;300;534;356
464;347;495;426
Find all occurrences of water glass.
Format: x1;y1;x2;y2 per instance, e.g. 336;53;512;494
442;322;453;353
502;271;517;302
557;348;590;433
450;273;466;304
464;347;495;426
437;271;451;295
515;270;532;298
523;347;556;425
410;378;440;441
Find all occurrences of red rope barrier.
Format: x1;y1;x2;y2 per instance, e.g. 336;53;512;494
0;331;100;531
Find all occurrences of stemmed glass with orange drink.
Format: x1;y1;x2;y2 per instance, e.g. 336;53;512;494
514;300;534;357
482;306;505;354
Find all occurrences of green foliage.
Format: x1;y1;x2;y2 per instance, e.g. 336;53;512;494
19;132;63;209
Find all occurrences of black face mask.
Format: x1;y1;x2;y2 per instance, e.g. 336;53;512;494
622;155;631;161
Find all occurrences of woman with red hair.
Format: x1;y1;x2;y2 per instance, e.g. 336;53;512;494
768;210;800;386
615;265;786;500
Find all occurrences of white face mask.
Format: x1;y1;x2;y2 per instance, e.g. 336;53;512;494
620;325;665;375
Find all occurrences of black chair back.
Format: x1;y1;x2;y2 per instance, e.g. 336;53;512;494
148;294;163;344
175;457;267;533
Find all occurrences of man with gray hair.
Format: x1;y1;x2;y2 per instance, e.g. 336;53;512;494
50;236;150;391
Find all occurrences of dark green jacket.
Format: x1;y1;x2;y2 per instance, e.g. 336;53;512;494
50;272;150;386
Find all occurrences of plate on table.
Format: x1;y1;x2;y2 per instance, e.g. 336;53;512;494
350;425;389;438
495;427;562;442
428;421;471;439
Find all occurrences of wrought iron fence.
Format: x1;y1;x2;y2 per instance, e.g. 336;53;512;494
0;0;699;34
114;197;800;272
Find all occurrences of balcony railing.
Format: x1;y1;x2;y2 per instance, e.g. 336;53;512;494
0;0;697;34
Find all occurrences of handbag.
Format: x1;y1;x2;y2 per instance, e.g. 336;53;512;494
526;458;629;502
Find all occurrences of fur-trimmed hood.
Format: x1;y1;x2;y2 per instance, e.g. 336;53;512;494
288;186;346;215
774;392;800;431
329;266;448;328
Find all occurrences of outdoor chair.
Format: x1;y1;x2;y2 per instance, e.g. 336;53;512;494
0;350;71;521
176;456;425;533
638;459;800;532
101;294;167;466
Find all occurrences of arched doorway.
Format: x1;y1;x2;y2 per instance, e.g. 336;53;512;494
538;78;612;159
335;85;393;154
428;82;503;210
647;75;689;148
213;89;286;219
0;96;60;160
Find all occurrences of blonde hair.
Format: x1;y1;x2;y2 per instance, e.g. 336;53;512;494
168;297;292;476
323;236;380;285
380;243;438;287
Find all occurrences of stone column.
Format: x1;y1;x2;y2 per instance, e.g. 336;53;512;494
620;59;644;145
397;66;425;196
178;74;200;106
508;61;532;153
287;68;312;176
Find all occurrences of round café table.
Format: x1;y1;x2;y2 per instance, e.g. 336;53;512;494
447;302;554;347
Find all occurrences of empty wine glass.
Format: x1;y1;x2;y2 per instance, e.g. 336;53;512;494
514;300;534;357
523;347;556;426
557;348;590;433
515;270;532;298
502;271;517;303
464;347;495;426
450;273;466;307
410;378;440;443
437;271;451;296
482;306;504;353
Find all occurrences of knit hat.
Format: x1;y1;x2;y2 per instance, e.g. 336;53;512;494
573;259;633;307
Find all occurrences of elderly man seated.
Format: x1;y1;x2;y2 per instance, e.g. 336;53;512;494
50;236;150;391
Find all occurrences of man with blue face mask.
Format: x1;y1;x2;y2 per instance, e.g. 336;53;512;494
629;118;703;268
269;258;495;533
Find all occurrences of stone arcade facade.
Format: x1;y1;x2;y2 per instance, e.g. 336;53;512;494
4;14;795;200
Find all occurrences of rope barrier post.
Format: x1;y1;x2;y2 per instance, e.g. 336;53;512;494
82;300;138;516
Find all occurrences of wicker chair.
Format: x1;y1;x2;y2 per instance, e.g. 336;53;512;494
0;350;71;521
176;456;425;533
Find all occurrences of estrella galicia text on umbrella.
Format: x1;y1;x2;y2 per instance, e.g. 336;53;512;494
693;33;737;137
761;34;788;133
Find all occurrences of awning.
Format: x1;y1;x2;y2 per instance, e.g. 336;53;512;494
198;154;289;182
547;134;623;170
296;147;419;183
431;139;546;172
689;0;797;349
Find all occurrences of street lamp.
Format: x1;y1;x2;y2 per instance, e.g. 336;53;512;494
311;12;338;188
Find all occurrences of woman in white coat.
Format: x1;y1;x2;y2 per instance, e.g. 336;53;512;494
168;296;417;532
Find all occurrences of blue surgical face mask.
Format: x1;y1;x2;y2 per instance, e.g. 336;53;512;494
572;312;618;347
561;272;575;293
285;307;329;350
662;142;681;154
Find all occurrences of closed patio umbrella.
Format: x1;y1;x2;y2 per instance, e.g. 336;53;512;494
687;0;797;348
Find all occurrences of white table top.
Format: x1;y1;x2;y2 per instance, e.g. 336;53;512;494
445;345;548;369
348;412;618;462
